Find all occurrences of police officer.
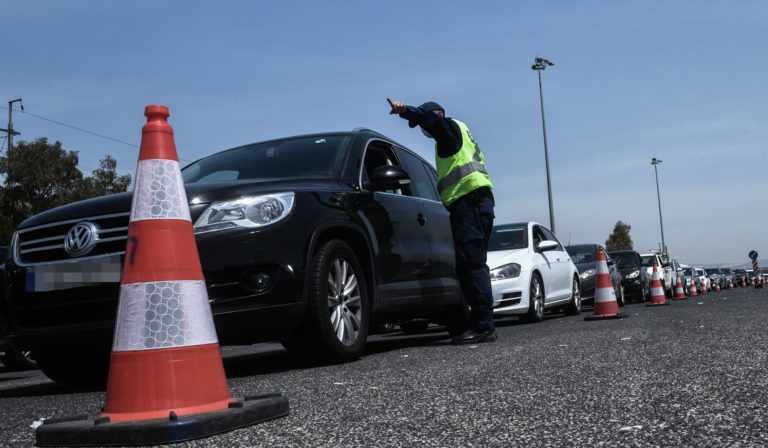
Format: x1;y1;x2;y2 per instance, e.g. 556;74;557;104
388;98;496;344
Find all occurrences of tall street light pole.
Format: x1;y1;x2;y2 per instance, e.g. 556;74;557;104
651;157;667;257
532;57;556;234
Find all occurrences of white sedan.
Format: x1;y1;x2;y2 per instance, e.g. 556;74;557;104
487;222;582;322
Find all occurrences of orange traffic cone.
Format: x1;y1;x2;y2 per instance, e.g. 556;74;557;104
672;272;686;300
728;278;734;290
36;106;288;447
585;247;629;320
648;265;670;306
700;280;708;295
714;280;721;292
689;278;698;297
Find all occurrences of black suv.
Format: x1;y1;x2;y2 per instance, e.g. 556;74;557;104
3;129;467;386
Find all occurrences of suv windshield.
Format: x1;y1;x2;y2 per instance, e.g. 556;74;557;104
682;267;695;276
182;135;352;183
640;255;658;267
721;268;733;274
489;225;527;251
609;252;638;269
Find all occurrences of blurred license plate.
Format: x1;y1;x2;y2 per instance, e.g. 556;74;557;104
26;256;123;292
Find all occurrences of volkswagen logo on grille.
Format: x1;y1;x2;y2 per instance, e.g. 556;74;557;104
64;222;99;257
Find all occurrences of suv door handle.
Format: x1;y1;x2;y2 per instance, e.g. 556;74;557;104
417;213;426;226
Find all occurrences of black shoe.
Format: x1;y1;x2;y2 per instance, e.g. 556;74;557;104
451;329;497;345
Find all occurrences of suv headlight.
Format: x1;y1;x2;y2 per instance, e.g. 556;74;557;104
490;263;521;281
580;269;596;280
194;192;295;233
627;269;640;279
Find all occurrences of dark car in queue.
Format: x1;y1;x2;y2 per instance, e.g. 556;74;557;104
3;129;469;386
607;250;650;302
706;267;723;290
732;268;749;286
720;267;735;287
565;244;625;306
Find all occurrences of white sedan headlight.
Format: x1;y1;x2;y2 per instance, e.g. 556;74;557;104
627;270;640;279
580;269;595;280
194;192;295;233
490;263;521;281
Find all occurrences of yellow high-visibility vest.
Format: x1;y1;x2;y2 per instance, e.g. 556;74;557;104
435;119;493;206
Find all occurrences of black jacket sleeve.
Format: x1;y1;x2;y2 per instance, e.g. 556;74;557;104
398;105;462;158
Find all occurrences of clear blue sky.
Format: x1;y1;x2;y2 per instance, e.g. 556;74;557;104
2;1;767;265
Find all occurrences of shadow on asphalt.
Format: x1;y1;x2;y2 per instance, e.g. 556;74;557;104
0;380;97;398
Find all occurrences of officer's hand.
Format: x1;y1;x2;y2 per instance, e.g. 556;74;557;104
387;98;406;114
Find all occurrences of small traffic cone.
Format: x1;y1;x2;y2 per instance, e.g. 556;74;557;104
700;280;708;295
37;106;289;447
728;278;734;290
585;247;629;320
714;280;721;292
648;265;671;306
672;272;686;300
689;278;698;297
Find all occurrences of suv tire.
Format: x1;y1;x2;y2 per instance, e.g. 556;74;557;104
1;343;36;371
35;349;109;388
284;240;369;362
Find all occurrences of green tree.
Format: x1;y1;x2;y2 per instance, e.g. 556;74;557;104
0;138;132;244
605;221;633;251
78;155;132;197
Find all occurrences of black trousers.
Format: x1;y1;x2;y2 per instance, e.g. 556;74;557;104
448;188;495;333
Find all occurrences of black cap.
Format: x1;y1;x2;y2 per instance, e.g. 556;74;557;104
419;101;444;113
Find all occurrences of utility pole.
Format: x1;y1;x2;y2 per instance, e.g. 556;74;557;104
651;157;667;258
531;57;556;234
1;98;23;154
1;98;23;225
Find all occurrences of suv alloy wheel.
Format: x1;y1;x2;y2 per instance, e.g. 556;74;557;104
283;240;369;362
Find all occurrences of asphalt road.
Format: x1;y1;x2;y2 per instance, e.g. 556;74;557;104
2;287;767;447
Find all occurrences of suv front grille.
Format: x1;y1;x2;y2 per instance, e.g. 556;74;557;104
15;212;130;265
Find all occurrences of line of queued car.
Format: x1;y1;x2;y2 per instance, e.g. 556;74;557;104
0;127;763;386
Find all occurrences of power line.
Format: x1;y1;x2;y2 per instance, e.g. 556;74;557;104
0;105;138;148
0;104;191;164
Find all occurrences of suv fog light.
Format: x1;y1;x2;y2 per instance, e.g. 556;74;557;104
241;271;274;293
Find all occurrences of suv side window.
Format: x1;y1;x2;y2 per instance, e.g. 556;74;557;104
396;148;440;202
362;141;411;196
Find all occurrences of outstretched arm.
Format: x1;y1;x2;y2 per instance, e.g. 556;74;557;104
386;98;461;157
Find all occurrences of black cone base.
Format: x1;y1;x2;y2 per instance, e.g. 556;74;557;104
36;394;289;447
584;312;630;321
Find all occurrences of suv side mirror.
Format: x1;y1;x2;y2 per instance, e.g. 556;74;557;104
367;165;411;191
537;240;559;252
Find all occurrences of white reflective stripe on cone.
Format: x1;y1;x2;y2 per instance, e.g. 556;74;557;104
112;280;218;352
130;159;191;222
